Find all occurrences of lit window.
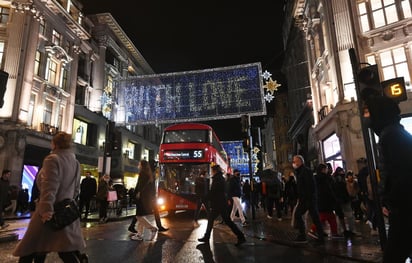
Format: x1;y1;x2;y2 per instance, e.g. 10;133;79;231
0;7;9;24
358;3;370;32
44;100;53;125
0;41;4;68
58;105;64;130
379;47;411;87
27;94;36;127
358;0;403;31
60;67;68;91
73;118;88;145
34;51;42;76
47;60;58;85
366;55;376;65
402;0;412;18
52;30;62;46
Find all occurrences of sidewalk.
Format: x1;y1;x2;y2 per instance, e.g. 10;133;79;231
240;208;383;263
1;207;383;262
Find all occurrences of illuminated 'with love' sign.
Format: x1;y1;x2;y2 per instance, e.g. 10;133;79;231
115;63;266;125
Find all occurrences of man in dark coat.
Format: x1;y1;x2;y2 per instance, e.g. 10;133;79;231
78;171;97;220
198;165;246;246
0;169;11;229
194;170;210;223
292;155;324;244
365;95;412;263
263;169;283;221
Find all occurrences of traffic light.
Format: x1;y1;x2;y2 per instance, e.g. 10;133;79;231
240;115;249;133
357;64;382;101
106;121;121;153
242;133;250;152
381;77;407;103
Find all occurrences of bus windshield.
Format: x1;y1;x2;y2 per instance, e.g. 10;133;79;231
162;130;209;144
161;163;210;194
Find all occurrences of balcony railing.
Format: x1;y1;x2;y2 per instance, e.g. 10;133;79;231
40;123;59;135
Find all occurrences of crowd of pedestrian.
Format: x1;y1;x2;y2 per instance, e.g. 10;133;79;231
2;92;411;262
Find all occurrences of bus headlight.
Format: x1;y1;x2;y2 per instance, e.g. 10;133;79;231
157;197;164;205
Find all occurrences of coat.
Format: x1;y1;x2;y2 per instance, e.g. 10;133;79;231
13;149;85;257
135;170;155;216
295;164;317;204
0;176;10;210
228;175;242;198
80;177;97;199
96;180;110;201
207;171;227;211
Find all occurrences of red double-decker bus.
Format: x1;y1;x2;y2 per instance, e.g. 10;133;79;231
157;123;230;214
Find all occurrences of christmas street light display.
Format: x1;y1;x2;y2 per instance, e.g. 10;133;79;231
262;70;281;102
115;63;267;125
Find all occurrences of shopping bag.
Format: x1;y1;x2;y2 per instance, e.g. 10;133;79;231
107;190;118;202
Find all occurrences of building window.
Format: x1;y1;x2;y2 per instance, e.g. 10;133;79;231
34;50;43;77
0;7;9;24
402;0;412;17
380;47;410;87
58;105;64;130
52;30;62;46
371;0;398;28
44;100;53;125
358;0;412;31
358;2;370;32
0;41;4;68
27;94;36;127
60;67;68;91
46;59;58;85
126;141;136;159
322;133;343;170
73;118;88;145
39;19;46;36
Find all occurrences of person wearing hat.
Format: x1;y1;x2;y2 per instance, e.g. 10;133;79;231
198;165;246;246
228;169;248;226
364;95;412;263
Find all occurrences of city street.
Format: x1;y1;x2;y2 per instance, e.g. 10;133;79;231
0;208;383;263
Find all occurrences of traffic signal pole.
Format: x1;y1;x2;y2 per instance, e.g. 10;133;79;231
349;48;387;250
241;114;256;220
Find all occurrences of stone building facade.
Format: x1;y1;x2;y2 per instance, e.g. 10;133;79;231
283;0;412;173
0;0;161;194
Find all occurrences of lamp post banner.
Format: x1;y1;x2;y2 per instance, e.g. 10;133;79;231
115;63;266;125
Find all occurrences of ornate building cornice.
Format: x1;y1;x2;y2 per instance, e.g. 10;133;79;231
89;13;154;74
11;0;90;40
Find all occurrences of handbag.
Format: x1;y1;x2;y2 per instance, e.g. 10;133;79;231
47;198;80;230
107;190;118;202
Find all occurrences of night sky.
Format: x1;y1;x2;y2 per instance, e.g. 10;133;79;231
81;1;286;140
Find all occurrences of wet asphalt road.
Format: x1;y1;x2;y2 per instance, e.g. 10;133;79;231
0;210;377;263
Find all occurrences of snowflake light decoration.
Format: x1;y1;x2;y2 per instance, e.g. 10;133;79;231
262;70;282;102
262;70;272;80
264;92;274;102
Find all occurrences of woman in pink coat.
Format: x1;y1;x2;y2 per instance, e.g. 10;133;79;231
13;132;86;262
